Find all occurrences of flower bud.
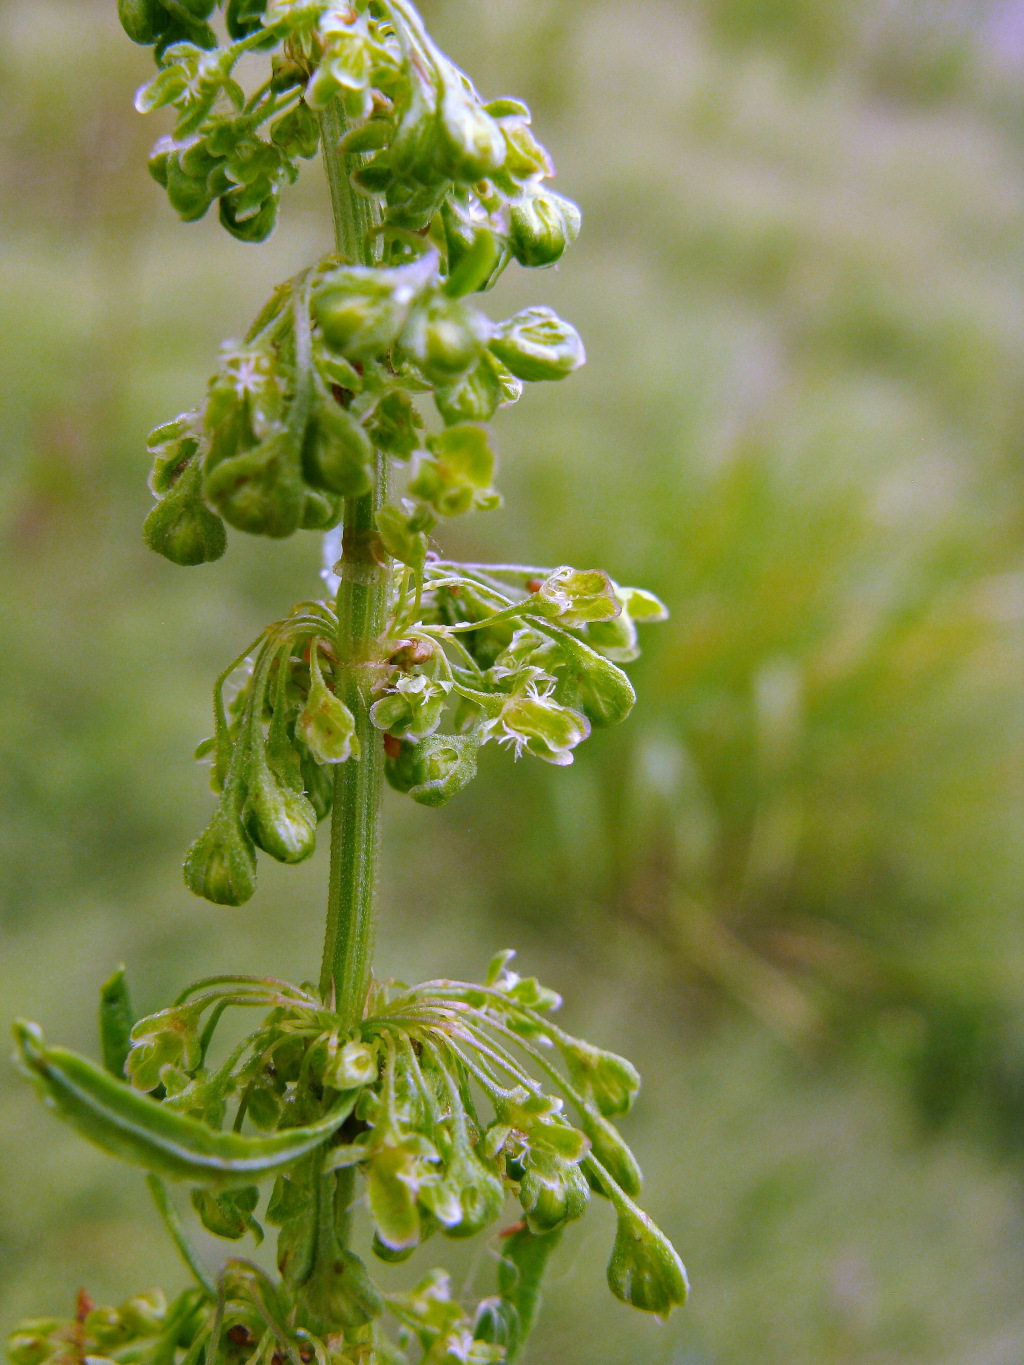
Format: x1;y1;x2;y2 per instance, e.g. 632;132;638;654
219;188;279;243
313;1249;385;1330
203;431;304;538
183;802;258;906
509;187;581;268
552;633;635;729
422;1142;505;1240
227;0;270;39
166;153;215;222
586;612;638;663
376;501;435;569
399;295;488;386
367;390;424;461
115;1291;165;1340
533;567;619;627
298;660;359;764
143;457;227;567
485;688;590;767
370;674;448;742
270;102;320;160
118;0;168;44
325;1039;377;1090
472;1299;520;1352
126;1000;206;1092
489;306;585;383
191;1186;261;1241
444;225;508;299
148;137;173;187
607;1205;688;1316
560;1039;640;1118
300;488;342;531
368;1141;438;1252
518;1151;589;1234
581;1107;642;1197
303;391;374;497
385;734;479;807
435;352;520;427
410;423;499;517
435;73;507;182
245;746;318;864
314;255;435;361
7;1322;61;1365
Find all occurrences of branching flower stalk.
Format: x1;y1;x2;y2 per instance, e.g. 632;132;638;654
8;3;687;1362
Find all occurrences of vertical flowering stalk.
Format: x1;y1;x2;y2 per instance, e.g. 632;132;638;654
8;4;686;1363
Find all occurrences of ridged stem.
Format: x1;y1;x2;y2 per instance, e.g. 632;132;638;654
317;104;388;1023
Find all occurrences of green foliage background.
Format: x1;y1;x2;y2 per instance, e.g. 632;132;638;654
4;0;1024;1359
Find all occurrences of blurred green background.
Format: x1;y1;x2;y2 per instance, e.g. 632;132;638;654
5;0;1024;1359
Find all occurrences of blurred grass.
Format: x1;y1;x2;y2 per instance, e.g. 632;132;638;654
4;0;1024;1360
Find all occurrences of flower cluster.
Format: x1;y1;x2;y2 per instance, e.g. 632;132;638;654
127;0;578;268
143;258;581;566
10;955;686;1365
182;559;665;905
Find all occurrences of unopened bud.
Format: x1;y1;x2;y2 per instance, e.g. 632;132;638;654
191;1186;261;1242
245;747;318;864
143;457;227;567
368;390;424;461
325;1039;377;1090
509;188;581;268
489;306;585;383
533;567;619;627
472;1298;520;1352
314;255;435;361
607;1205;688;1316
399;295;488;386
219;188;279;243
118;0;168;44
519;1152;589;1234
561;1039;640;1119
6;1322;61;1365
303;392;374;496
435;352;520;427
385;734;479;807
435;74;507;182
184;803;258;906
581;1107;642;1197
410;423;499;517
203;431;304;539
298;657;359;764
376;501;435;569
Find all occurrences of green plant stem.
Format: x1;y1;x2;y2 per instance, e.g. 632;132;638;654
318;103;389;1025
146;1174;216;1297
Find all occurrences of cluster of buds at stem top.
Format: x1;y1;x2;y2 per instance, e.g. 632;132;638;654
127;0;579;267
10;953;686;1365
